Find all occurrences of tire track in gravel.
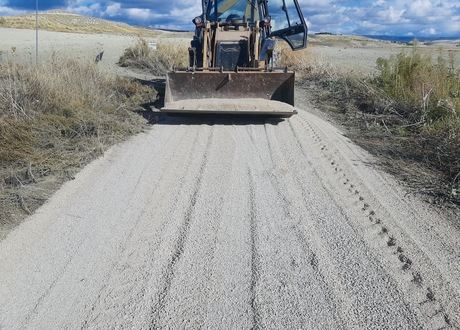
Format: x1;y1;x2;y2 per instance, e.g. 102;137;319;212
197;124;254;329
85;125;209;330
158;124;236;329
261;124;347;324
281;118;424;328
80;126;200;329
247;167;262;329
17;126;184;330
149;126;215;328
290;112;460;329
245;124;346;329
240;125;342;328
246;120;421;328
83;126;208;328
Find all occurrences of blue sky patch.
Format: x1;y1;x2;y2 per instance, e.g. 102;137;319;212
1;0;459;37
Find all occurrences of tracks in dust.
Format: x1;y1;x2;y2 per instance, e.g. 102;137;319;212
150;126;215;328
244;124;345;328
247;168;262;329
81;127;198;328
23;128;184;330
290;114;456;329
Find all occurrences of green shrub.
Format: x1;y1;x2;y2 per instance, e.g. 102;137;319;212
375;47;459;125
374;48;459;197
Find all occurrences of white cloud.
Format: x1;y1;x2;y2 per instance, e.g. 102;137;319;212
377;6;407;24
422;27;437;35
104;2;121;17
408;0;432;17
2;0;459;37
0;5;25;15
126;8;151;21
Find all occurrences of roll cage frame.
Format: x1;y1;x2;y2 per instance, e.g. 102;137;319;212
200;0;308;50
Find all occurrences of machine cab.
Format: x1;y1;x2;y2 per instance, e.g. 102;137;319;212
206;0;263;23
268;0;308;50
204;0;308;50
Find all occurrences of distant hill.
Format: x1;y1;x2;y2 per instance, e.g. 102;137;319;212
308;33;389;47
363;35;460;44
0;11;161;36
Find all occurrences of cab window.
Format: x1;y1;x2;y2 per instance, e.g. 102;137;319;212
207;0;260;22
269;0;307;49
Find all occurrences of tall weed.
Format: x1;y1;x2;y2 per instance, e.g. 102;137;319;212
119;38;188;75
375;47;459;125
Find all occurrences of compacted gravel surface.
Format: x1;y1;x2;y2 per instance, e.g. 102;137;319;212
1;27;459;330
1;109;459;329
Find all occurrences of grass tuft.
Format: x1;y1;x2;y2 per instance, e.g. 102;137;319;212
375;47;459;124
277;45;335;79
119;38;189;75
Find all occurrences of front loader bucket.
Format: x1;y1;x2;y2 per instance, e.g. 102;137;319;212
162;71;297;117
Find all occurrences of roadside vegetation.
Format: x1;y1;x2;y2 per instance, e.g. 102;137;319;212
0;55;154;236
119;38;189;75
282;45;460;205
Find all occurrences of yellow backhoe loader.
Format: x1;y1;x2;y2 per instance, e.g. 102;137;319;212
162;0;308;117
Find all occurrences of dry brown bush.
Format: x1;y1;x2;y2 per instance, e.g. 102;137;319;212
276;44;336;79
0;56;154;235
119;38;189;75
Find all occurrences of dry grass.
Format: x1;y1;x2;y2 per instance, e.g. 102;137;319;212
0;11;159;37
375;48;459;123
309;34;383;48
119;38;189;75
277;44;337;79
0;55;154;234
298;46;460;205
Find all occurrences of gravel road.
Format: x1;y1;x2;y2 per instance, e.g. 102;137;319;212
1;108;459;329
1;27;459;329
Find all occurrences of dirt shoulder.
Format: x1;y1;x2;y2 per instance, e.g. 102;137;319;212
0;28;156;239
289;36;460;209
296;79;460;210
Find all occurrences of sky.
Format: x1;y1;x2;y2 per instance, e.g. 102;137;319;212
0;0;459;37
